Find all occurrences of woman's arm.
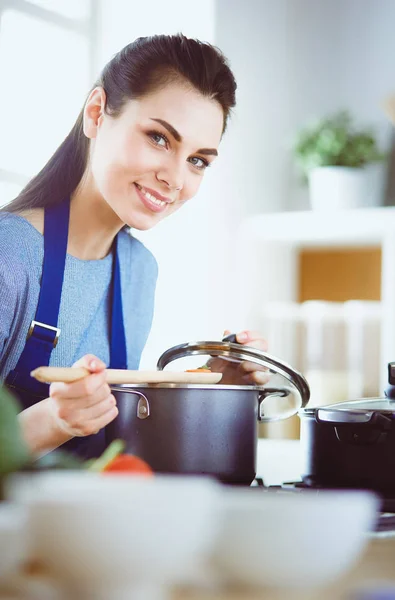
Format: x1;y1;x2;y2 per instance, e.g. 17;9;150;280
18;398;73;456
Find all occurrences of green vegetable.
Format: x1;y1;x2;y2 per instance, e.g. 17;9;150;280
86;439;125;472
0;385;30;476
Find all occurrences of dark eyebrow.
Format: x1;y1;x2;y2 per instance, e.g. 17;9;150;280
150;117;218;157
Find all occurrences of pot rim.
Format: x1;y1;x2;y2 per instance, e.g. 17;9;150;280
111;383;270;391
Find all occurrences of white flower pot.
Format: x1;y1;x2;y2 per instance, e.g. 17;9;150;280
308;163;386;211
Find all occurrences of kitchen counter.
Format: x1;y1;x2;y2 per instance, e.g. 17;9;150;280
256;438;303;485
174;535;395;599
173;439;395;599
2;439;393;600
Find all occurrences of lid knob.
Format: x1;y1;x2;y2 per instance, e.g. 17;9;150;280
385;362;395;399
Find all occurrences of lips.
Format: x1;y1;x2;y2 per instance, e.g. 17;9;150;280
134;183;169;214
137;184;171;203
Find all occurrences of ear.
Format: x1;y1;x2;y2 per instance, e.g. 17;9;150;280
83;86;107;139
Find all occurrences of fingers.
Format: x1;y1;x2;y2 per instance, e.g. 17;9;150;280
58;400;119;438
84;403;119;436
48;354;116;438
76;396;119;437
219;330;270;386
238;360;268;374
50;370;109;404
223;330;268;352
82;393;117;421
242;371;271;386
72;354;106;372
52;392;118;438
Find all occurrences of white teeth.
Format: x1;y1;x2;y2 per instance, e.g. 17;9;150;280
136;184;166;207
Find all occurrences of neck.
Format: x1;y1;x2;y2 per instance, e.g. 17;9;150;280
68;175;124;260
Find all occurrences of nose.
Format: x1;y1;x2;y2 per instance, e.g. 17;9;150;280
156;157;184;192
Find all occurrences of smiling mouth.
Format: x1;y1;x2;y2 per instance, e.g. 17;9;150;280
135;183;169;208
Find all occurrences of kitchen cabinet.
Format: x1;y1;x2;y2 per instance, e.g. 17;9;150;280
236;207;395;394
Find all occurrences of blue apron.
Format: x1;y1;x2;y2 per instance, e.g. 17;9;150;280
5;197;127;459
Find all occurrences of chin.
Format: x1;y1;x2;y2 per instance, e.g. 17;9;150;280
123;215;161;231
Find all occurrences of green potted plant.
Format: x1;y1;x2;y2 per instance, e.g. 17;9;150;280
292;110;387;210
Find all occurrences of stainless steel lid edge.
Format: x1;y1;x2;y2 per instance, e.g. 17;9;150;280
156;340;310;407
299;397;395;416
111;383;290;391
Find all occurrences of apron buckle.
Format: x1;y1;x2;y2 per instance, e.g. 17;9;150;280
27;320;61;348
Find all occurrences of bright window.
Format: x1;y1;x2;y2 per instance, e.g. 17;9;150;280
28;0;90;20
0;1;94;206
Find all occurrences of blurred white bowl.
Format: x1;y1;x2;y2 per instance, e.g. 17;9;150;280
213;488;379;590
0;503;28;580
6;473;219;597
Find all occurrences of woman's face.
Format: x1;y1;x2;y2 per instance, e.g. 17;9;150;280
84;82;224;230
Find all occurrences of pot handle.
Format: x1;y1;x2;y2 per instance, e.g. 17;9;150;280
257;387;295;422
119;390;150;420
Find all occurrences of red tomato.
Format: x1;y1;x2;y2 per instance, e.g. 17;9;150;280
102;454;153;476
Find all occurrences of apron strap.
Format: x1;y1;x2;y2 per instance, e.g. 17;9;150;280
7;198;127;394
109;235;127;370
6;199;69;394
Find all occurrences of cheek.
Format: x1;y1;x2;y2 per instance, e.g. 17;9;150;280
90;141;153;195
181;173;204;202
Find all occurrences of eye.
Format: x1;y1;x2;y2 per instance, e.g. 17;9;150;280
147;130;169;148
188;156;210;171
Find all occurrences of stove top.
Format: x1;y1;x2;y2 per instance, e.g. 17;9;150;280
251;478;395;534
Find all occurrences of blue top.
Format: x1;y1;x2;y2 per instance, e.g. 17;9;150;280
0;212;158;381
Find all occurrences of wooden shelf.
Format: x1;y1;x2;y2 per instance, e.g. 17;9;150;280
240;206;395;246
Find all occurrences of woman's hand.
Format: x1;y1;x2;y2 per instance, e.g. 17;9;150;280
208;330;270;386
48;354;118;437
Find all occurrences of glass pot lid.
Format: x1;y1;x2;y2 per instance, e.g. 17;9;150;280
156;339;310;408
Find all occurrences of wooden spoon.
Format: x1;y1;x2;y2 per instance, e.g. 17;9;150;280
30;366;223;385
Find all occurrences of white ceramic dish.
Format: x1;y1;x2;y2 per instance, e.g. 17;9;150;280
213;488;379;590
6;473;220;598
0;503;28;580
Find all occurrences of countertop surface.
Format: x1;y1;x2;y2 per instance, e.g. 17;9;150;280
2;439;393;600
174;536;395;599
256;438;303;485
173;438;395;600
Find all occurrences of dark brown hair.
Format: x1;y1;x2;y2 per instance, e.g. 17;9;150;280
4;33;236;213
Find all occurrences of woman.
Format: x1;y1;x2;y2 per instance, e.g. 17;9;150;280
0;34;267;459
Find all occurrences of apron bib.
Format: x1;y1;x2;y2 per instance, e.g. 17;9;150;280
5;197;127;459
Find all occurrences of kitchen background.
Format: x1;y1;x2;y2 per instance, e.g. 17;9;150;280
1;0;395;439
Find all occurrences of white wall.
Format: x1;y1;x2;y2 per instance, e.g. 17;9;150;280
215;0;395;217
94;0;395;366
214;0;395;333
95;0;215;73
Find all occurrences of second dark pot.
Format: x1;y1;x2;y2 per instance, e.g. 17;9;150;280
299;398;395;493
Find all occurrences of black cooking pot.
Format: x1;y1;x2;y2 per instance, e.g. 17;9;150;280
299;362;395;493
108;339;310;485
